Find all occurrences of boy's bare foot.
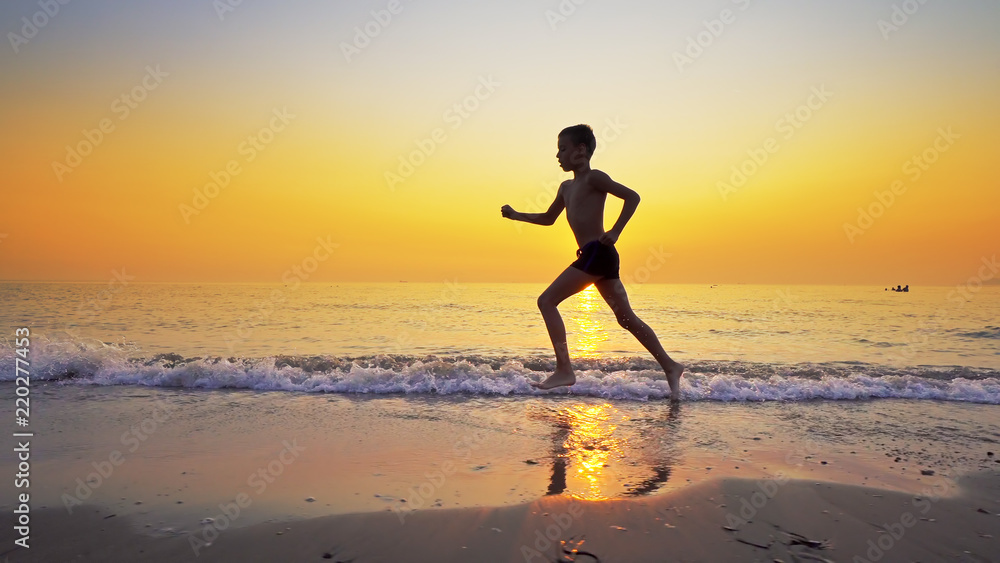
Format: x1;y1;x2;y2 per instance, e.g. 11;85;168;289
531;368;576;390
665;361;684;402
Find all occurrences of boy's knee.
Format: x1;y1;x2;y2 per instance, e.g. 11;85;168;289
617;314;637;329
538;293;564;310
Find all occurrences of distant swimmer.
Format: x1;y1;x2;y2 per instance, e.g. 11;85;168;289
501;124;684;401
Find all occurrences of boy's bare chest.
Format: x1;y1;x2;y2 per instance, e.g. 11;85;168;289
563;182;606;213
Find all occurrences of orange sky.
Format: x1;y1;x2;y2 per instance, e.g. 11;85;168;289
1;0;997;285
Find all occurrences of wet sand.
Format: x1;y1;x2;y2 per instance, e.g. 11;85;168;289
5;472;999;562
2;385;999;561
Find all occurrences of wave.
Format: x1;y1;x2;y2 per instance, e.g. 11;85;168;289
954;326;1000;339
2;337;999;403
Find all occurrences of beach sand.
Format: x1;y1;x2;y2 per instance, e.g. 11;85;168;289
3;386;999;562
7;472;1000;562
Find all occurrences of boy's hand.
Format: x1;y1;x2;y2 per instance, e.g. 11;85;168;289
598;230;619;246
501;204;518;220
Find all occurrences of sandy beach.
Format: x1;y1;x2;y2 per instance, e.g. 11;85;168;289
2;384;999;562
7;471;999;562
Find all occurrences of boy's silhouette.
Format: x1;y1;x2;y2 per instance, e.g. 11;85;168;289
501;124;684;401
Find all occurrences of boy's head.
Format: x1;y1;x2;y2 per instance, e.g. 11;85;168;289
558;124;596;160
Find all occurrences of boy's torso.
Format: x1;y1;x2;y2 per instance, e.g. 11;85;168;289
562;170;608;249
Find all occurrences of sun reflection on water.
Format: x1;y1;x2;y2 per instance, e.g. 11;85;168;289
558;402;629;501
569;284;605;359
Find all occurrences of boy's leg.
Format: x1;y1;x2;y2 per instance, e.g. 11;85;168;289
533;266;602;389
594;278;684;401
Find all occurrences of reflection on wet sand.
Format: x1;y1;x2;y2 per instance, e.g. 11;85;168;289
531;402;681;500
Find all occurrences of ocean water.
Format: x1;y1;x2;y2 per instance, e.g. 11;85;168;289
2;282;998;403
3;282;999;526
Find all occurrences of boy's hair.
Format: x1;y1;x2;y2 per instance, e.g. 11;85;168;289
559;124;596;158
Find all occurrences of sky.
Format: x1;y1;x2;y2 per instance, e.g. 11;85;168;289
0;0;997;285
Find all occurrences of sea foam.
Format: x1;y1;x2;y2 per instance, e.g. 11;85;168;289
2;336;998;403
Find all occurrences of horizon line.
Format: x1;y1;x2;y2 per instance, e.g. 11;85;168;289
1;279;991;287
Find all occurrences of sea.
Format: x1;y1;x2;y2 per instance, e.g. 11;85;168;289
2;282;999;524
1;282;998;402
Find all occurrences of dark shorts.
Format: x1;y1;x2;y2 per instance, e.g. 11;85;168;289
570;240;620;280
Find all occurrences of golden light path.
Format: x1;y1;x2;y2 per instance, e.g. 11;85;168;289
569;284;605;359
559;286;627;499
559;402;629;501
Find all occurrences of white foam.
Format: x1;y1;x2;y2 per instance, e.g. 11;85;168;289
2;337;998;403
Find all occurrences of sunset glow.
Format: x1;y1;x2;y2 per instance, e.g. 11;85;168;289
1;0;997;284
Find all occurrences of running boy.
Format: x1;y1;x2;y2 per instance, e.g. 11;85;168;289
501;124;684;401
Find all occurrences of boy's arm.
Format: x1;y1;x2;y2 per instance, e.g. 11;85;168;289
501;183;566;226
590;170;640;243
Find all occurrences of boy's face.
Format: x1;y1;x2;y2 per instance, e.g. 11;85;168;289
556;135;587;171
